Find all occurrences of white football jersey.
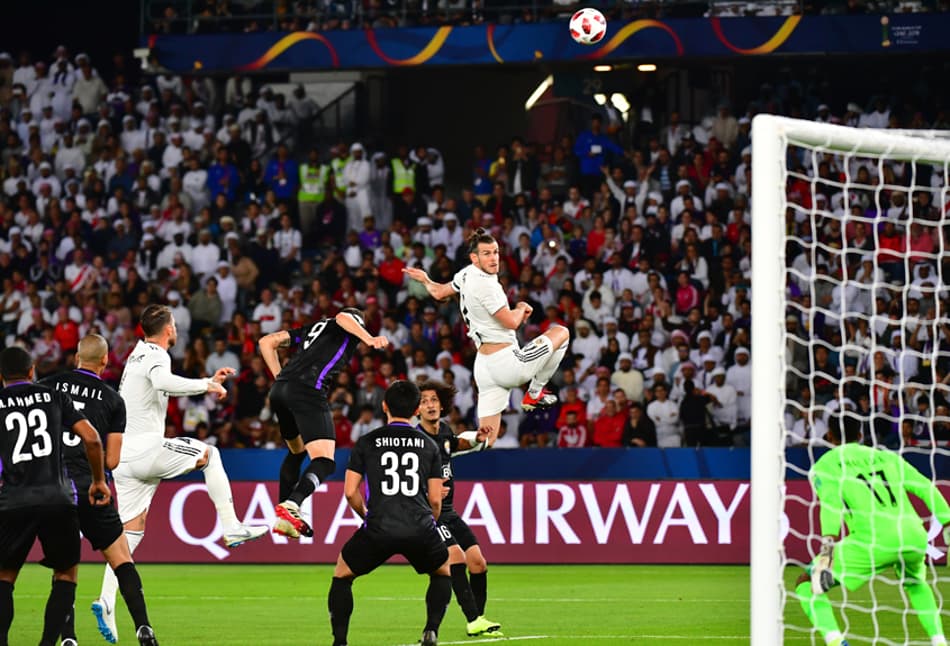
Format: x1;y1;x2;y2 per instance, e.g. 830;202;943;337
119;340;210;460
451;264;517;348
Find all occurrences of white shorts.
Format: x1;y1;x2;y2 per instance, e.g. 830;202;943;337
112;437;209;523
474;336;555;419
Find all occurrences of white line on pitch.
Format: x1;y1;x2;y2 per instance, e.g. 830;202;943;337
397;636;549;646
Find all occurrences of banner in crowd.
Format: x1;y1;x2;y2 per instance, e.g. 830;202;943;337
147;14;944;73
57;480;950;565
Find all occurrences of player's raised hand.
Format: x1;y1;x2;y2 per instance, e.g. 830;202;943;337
402;267;429;283
89;481;111;506
211;367;236;384
206;380;228;400
367;335;390;350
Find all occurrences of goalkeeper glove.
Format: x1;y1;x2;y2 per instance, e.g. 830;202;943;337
811;535;836;595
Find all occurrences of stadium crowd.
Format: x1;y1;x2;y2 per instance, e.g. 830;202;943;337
144;0;950;35
0;43;948;451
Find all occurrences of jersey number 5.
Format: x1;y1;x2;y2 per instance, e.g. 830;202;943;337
62;401;85;447
5;410;52;464
380;451;420;496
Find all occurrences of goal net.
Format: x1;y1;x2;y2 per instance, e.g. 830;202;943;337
751;115;950;645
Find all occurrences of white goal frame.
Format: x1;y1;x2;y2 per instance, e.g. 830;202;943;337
749;115;950;645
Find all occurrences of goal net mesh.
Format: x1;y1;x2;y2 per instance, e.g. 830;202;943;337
775;122;950;644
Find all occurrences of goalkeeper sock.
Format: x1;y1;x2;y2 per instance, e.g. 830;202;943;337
279;450;306;502
905;580;945;639
327;577;353;646
796;581;841;641
288;457;335;507
450;563;480;622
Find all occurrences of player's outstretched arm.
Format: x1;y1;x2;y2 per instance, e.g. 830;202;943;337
72;418;111;506
259;330;291;378
427;477;443;521
336;311;390;350
343;469;367;519
402;266;456;301
898;455;950;526
149;356;226;399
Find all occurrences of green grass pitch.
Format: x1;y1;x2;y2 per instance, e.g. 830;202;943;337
6;563;950;644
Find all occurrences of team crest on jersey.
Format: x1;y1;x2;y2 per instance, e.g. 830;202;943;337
444;440;451;454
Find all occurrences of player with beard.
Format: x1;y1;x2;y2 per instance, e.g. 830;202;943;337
417;380;501;638
403;229;570;445
40;335;159;646
92;305;267;643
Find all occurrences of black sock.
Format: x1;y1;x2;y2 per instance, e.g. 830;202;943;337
0;580;13;646
470;571;487;615
40;580;75;646
115;562;151;630
60;603;76;641
328;577;354;646
288;457;335;507
450;563;479;622
424;574;451;633
279;450;306;501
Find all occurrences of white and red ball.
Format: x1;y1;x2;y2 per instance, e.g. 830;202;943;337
569;8;607;46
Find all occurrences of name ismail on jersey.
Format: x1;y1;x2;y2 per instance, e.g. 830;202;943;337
52;382;104;401
0;391;53;409
374;436;427;449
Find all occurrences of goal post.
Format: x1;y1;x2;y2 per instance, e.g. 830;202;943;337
749;115;950;645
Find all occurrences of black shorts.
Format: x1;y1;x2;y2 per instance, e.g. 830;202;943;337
342;526;448;576
75;481;124;552
441;513;479;552
270;381;334;444
0;505;80;572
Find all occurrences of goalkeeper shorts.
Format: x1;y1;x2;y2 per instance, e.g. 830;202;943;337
807;536;928;592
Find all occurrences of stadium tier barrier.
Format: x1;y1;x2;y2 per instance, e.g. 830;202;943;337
35;448;945;565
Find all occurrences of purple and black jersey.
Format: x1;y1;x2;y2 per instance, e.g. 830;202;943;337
40;369;125;482
347;422;442;539
0;382;85;511
276;313;365;397
418;420;459;515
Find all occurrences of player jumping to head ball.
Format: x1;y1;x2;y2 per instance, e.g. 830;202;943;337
403;228;570;446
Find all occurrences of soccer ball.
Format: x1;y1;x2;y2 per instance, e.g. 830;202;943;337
569;8;607;46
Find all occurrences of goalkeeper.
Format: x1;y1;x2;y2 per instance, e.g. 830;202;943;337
798;414;950;646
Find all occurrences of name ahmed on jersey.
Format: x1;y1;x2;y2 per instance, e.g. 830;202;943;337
0;391;53;408
51;381;104;401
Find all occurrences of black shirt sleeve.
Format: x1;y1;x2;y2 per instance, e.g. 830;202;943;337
286;327;306;349
110;396;126;436
424;440;442;481
347;438;365;474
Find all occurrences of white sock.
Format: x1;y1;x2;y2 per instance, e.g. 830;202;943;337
932;636;947;646
100;530;143;609
528;340;567;397
824;632;843;646
202;446;240;529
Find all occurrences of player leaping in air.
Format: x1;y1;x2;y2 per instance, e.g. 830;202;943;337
798;413;950;646
403;228;570;445
258;308;389;539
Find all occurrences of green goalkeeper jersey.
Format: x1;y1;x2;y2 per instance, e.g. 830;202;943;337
811;443;950;546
